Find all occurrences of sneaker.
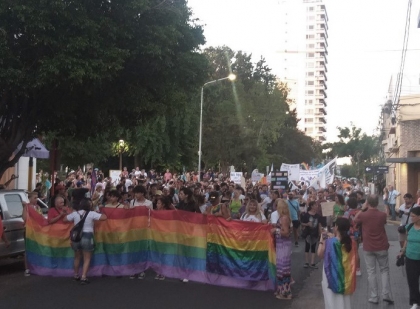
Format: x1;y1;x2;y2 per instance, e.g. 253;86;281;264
24;269;30;277
356;270;362;276
295;242;299;247
310;264;318;269
138;272;145;279
73;275;80;281
383;298;394;304
129;274;138;279
80;278;90;285
303;263;309;268
155;274;165;280
182;278;189;283
410;304;419;309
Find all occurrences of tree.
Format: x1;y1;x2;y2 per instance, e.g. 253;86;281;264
198;46;316;173
325;126;380;178
0;0;208;177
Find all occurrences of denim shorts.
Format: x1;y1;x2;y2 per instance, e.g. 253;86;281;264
71;232;95;252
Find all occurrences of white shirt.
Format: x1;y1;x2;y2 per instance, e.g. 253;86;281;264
388;190;399;204
260;196;272;210
66;210;102;233
130;199;153;210
399;203;419;226
240;212;267;223
270;210;279;224
125;179;132;191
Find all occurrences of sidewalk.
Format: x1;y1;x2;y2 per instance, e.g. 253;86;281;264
292;239;410;309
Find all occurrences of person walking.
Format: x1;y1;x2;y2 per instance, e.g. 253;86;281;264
353;194;394;305
317;217;357;309
397;206;420;309
388;185;400;221
398;193;419;248
287;191;300;247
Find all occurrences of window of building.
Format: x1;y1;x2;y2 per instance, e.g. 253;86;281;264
308;16;315;20
305;118;314;123
306;34;315;39
305;90;314;95
308;6;314;11
306;81;314;86
307;72;314;76
306;62;314;68
307;44;315;49
308;25;314;30
306;128;314;134
305;109;314;115
307;53;314;58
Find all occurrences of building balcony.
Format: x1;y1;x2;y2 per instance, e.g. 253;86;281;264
317;125;327;132
319;98;327;107
316;116;327;124
321;89;327;98
316;106;327;115
317;135;327;142
316;35;328;47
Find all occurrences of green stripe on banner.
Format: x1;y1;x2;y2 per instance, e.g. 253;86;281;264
207;242;268;261
95;240;149;254
149;241;206;259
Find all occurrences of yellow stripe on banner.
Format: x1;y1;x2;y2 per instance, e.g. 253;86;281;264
150;229;207;249
207;232;269;251
26;227;71;248
151;218;207;238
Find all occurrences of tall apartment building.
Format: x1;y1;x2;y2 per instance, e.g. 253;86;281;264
278;0;328;142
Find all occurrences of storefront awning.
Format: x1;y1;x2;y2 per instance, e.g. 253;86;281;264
386;157;420;163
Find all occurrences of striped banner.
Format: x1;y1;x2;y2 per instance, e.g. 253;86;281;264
26;207;276;290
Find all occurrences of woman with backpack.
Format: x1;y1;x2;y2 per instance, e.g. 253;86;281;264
63;198;107;284
300;201;321;269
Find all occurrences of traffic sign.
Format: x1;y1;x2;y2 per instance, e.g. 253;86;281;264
365;166;389;174
365;166;376;173
376;166;389;174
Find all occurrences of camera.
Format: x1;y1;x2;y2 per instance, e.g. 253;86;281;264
396;255;405;267
399;210;404;218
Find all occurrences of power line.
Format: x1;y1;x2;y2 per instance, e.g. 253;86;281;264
393;0;413;111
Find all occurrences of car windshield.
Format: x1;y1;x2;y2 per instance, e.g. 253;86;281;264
5;194;23;218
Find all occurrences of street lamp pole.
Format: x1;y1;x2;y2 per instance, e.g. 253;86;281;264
198;74;236;182
119;139;124;171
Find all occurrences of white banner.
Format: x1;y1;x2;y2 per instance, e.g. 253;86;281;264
251;169;263;183
280;163;300;181
230;172;243;185
289;157;337;189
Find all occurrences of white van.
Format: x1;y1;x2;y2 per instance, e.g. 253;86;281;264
0;190;48;258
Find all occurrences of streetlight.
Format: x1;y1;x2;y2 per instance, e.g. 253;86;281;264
198;74;236;182
118;139;125;171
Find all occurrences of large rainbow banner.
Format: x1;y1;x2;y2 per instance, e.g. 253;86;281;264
26;207;276;291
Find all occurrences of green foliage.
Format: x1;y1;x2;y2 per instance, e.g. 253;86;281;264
199;47;317;173
325;125;380;177
0;0;208;177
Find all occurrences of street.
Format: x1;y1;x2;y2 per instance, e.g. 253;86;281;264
0;221;402;309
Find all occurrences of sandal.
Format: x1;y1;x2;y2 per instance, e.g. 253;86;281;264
303;263;309;268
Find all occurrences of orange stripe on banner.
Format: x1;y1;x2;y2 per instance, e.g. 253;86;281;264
150;218;207;238
95;216;149;233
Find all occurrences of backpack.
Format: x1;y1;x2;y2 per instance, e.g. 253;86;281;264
70;211;90;242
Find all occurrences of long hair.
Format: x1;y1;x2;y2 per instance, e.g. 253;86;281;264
276;199;291;218
335;217;352;253
243;199;262;220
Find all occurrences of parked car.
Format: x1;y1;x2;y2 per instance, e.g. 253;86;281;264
0;190;48;258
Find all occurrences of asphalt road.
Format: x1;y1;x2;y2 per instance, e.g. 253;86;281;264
0;216;399;309
0;240;314;309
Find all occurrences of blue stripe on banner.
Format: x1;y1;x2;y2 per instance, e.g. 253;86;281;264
206;251;269;281
26;251;74;269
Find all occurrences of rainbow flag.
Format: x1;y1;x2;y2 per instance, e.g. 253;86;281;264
25;207;276;291
324;238;357;295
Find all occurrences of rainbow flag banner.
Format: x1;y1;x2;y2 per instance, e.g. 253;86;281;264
324;237;357;295
26;207;276;291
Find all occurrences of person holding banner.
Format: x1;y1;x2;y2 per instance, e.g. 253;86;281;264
271;199;293;300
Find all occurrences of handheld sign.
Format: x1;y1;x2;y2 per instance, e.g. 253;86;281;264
271;171;289;191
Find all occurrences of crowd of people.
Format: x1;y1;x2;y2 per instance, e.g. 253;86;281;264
5;166;418;308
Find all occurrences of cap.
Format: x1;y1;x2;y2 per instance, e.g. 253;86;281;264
155;190;163;196
76;181;83;187
208;191;219;201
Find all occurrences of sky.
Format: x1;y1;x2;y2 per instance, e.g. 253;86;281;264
187;0;420;142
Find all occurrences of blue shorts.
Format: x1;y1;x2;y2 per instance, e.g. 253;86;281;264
71;232;95;252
